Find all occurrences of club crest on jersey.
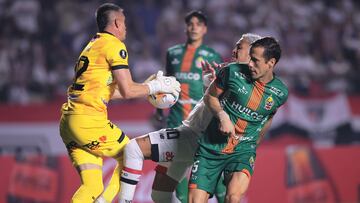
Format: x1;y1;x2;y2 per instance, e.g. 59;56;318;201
249;156;255;169
195;57;204;68
119;49;127;59
264;96;274;110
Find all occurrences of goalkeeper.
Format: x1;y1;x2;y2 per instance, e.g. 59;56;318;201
59;3;180;203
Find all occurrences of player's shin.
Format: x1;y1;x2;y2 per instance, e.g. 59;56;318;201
119;139;144;202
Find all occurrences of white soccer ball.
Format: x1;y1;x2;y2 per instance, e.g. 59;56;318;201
148;93;178;109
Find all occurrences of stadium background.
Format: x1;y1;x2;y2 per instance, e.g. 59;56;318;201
0;0;360;202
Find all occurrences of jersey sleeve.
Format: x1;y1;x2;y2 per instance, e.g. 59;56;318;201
214;66;229;90
105;41;129;70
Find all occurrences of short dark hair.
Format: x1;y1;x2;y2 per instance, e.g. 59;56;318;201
251;37;281;64
95;3;122;32
185;10;207;26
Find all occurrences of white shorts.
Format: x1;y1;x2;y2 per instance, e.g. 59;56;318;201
148;125;200;181
148;125;200;163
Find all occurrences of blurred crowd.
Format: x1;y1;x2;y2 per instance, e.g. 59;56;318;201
1;0;360;104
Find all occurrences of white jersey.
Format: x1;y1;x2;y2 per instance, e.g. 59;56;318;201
182;98;213;134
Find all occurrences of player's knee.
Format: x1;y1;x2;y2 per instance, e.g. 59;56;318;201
225;193;242;203
125;138;144;161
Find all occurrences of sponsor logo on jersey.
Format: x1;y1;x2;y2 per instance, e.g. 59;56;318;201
171;58;180;65
83;140;100;150
198;49;210;57
175;72;201;81
234;71;248;80
237;86;248;95
195;57;204;68
269;86;284;97
230;101;264;121
265;96;274;110
119;49;127;59
172;48;183;55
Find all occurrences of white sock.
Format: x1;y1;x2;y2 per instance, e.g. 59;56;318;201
119;139;144;202
151;190;173;203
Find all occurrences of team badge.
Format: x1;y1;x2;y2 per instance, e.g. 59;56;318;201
249;156;255;169
264;96;274;110
119;49;127;59
195;57;204;68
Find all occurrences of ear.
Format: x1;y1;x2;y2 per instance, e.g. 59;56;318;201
268;58;276;68
114;19;118;28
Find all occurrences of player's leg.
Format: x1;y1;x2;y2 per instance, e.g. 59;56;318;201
70;149;104;203
188;151;223;203
223;153;255;203
96;156;123;203
60;115;105;202
61;114;129;203
151;162;190;203
151;126;199;203
224;171;250;203
119;136;149;202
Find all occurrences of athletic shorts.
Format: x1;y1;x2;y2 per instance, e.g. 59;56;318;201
188;146;256;195
59;114;129;166
149;125;201;181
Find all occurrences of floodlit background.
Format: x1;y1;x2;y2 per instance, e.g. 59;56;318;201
0;0;359;203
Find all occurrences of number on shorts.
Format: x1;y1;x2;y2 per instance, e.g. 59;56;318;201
72;55;89;91
164;129;180;139
191;160;200;173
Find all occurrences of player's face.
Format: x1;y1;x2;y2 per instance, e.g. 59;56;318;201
232;38;251;63
248;47;274;82
186;17;207;42
115;12;126;41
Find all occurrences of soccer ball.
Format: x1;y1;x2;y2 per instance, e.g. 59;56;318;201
148;93;178;109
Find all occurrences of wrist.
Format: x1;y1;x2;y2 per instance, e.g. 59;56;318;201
217;110;229;122
146;80;160;95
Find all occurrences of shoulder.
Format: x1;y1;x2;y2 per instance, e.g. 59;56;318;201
269;77;289;102
198;45;221;58
167;44;185;54
105;37;126;50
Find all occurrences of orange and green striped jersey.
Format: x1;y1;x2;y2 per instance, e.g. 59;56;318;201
199;63;288;154
61;32;129;117
165;44;222;128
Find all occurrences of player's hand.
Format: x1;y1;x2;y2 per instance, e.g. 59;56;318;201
217;110;235;137
201;61;216;87
146;71;181;95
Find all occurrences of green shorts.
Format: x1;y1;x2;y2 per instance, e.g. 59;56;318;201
188;146;256;195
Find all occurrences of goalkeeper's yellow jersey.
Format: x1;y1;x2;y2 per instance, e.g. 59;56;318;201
62;32;129;117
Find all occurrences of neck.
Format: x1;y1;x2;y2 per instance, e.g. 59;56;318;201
187;39;202;48
258;73;274;84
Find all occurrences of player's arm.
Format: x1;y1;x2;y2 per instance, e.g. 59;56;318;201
112;68;150;99
111;87;123;100
204;80;234;136
257;116;273;144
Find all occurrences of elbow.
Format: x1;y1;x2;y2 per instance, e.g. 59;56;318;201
120;89;134;99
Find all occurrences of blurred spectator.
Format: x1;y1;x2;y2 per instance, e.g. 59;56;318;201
0;0;360;104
